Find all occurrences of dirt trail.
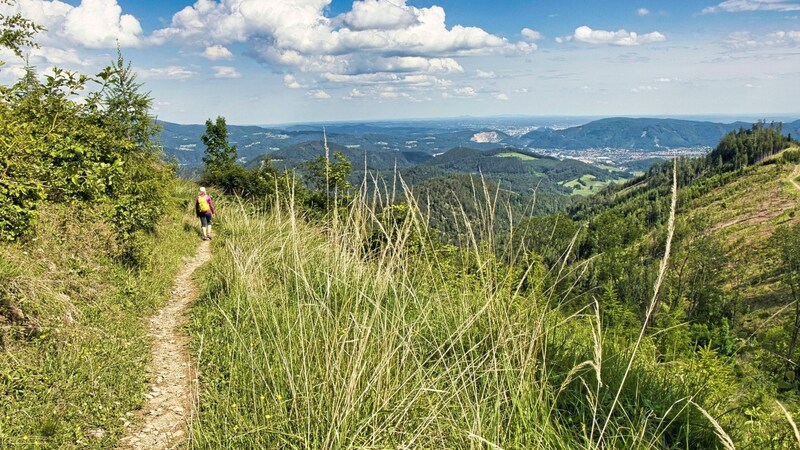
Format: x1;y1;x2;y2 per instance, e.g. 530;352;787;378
117;240;211;450
790;164;800;192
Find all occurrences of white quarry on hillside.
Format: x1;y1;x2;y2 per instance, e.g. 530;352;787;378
471;131;501;143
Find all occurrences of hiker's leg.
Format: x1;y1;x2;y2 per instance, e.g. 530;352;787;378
200;216;209;238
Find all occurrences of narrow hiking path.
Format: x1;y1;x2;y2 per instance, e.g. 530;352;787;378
117;240;211;450
790;164;800;192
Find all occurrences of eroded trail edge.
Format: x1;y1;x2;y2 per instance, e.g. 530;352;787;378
118;240;211;449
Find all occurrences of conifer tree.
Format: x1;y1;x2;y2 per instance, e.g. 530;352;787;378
102;46;160;153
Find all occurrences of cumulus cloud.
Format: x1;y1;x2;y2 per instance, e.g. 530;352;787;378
203;45;234;60
476;69;496;79
153;0;515;58
726;29;800;47
212;66;242;78
0;0;143;48
494;93;510;100
637;8;651;16
30;46;91;66
137;66;196;80
309;89;331;99
703;0;800;14
521;28;543;42
559;25;666;46
454;86;478;96
340;0;419;31
150;0;530;97
765;29;800;44
283;74;304;88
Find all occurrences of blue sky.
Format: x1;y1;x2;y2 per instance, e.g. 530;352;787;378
0;0;798;125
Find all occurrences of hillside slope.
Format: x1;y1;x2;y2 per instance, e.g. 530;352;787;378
522;117;752;150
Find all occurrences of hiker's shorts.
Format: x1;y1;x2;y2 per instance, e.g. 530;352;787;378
200;213;212;227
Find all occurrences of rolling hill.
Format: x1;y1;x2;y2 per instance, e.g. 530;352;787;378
521;117;753;150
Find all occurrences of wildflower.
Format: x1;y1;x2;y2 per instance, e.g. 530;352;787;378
276;394;283;401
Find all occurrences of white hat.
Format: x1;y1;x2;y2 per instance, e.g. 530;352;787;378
199;187;206;193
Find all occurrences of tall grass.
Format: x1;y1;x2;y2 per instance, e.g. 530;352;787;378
189;175;732;449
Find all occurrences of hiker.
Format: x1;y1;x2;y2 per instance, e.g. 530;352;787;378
195;187;216;240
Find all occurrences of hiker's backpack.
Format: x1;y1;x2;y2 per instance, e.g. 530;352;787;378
197;195;210;213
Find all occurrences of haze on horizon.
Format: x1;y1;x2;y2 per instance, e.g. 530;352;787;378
1;0;798;125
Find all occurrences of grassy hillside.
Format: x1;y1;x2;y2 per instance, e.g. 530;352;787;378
0;182;200;448
187;193;745;448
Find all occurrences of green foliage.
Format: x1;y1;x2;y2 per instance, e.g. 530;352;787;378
303;149;353;193
0;45;173;267
0;0;43;63
783;149;800;163
99;47;161;154
708;121;792;171
0;186;197;448
198;116;288;203
201;116;237;171
188;192;747;448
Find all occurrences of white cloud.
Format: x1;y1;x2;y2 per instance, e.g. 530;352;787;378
703;0;800;14
150;0;527;96
30;46;91;66
137;66;196;80
0;0;144;48
348;56;463;75
212;66;241;78
309;89;331;99
476;69;496;79
726;29;800;48
454;86;478;96
632;85;658;93
655;77;673;82
283;74;304;88
766;29;800;44
637;8;651;16
494;93;510;100
340;0;419;31
521;28;543;42
349;88;366;97
203;45;234;60
560;25;666;46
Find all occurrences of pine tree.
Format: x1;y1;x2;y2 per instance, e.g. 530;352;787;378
102;46;160;153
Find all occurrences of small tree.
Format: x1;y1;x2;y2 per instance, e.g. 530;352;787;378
202;116;237;172
101;46;161;153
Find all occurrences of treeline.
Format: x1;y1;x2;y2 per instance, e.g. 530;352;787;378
709;121;795;170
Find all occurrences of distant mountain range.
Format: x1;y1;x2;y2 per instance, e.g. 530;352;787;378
160;117;800;171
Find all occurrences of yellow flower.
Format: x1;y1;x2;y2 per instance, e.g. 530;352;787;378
276;394;283;401
266;414;272;420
